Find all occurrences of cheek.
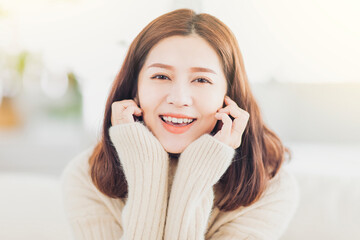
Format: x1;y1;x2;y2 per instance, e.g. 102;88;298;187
138;85;164;116
196;90;224;114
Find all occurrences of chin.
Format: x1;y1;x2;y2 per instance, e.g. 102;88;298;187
161;141;187;154
164;146;184;154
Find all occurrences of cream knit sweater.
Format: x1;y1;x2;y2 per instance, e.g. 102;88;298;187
61;122;299;240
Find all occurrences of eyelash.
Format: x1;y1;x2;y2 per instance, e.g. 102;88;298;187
150;74;212;84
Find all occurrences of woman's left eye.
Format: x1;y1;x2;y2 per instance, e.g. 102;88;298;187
151;75;170;80
194;78;212;84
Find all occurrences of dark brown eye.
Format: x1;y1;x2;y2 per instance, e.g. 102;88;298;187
151;75;170;80
194;78;212;84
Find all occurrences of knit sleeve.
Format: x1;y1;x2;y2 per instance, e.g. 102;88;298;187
61;122;169;240
164;134;235;240
108;122;169;240
61;149;124;240
206;168;299;240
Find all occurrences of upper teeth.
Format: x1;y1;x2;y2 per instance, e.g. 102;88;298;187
162;116;194;124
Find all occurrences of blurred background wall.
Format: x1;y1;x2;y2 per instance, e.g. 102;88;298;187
0;0;359;175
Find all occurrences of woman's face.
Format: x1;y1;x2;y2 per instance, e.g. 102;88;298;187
137;34;227;153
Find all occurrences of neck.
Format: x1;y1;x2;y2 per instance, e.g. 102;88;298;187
168;152;180;160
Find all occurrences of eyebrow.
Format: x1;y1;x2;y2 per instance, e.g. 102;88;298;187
147;63;217;75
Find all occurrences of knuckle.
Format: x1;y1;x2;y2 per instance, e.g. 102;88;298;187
112;101;124;111
125;99;136;105
243;110;250;117
126;106;135;111
111;102;118;109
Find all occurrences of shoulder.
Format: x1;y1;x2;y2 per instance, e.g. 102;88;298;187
242;165;299;216
208;166;299;238
213;166;299;223
61;146;101;217
61;145;95;188
233;165;299;223
61;145;125;219
264;165;299;202
61;145;125;225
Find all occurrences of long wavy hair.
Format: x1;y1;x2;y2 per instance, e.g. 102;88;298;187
89;8;291;211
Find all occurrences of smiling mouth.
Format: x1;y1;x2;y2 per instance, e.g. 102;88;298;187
159;115;197;127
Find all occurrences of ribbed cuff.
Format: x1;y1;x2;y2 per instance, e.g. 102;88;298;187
178;134;235;186
164;134;235;239
109;122;168;164
109;122;169;239
71;216;122;240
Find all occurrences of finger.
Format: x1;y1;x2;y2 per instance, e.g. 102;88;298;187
215;112;232;136
111;100;142;125
232;112;250;136
224;96;240;106
112;100;140;114
113;106;136;125
121;106;137;123
133;108;142;116
217;105;242;118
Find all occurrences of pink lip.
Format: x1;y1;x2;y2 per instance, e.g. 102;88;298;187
159;113;196;119
159;115;197;134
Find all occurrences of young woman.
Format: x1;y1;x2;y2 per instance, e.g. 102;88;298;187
61;8;299;240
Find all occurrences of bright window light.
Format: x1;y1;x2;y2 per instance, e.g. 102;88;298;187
203;0;360;83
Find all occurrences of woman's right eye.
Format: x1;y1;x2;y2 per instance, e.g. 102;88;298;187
151;75;170;80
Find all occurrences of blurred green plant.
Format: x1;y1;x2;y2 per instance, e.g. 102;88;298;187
15;51;29;77
1;49;82;120
45;72;82;119
0;51;29;98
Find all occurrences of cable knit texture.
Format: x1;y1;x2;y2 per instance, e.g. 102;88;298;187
61;122;299;240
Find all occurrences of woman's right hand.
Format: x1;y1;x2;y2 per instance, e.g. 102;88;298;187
111;99;143;126
109;99;167;161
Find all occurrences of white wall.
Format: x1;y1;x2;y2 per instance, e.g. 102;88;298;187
251;81;360;143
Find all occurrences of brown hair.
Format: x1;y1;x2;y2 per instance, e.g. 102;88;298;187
89;8;291;211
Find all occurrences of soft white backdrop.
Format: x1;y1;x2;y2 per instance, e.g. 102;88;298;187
1;0;359;135
0;1;359;239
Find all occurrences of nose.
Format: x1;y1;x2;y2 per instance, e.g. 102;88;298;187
166;82;193;107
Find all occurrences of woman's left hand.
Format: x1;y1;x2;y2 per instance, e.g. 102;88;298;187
214;96;250;149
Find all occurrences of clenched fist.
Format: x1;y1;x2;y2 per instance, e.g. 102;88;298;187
111;99;143;126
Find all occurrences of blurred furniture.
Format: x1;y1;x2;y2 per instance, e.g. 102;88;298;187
281;143;360;239
0;116;94;176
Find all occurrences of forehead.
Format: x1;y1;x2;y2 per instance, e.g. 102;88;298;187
143;35;223;73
